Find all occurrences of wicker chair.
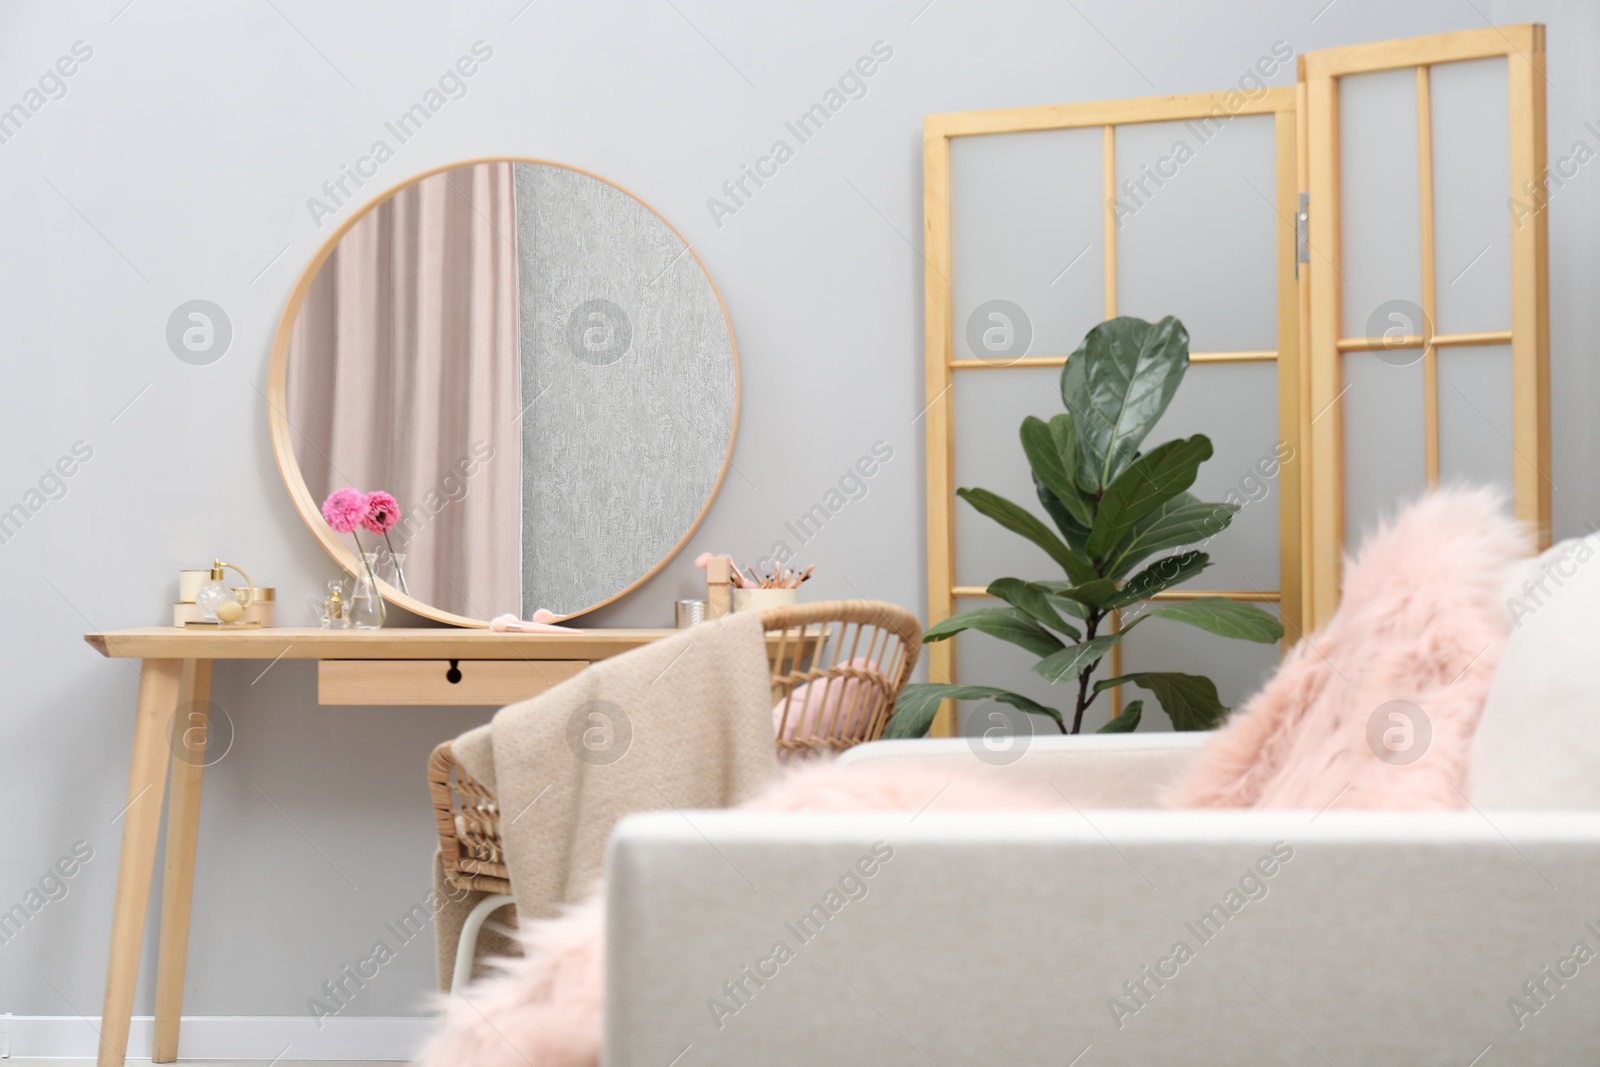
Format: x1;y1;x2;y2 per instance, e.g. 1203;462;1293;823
427;600;922;986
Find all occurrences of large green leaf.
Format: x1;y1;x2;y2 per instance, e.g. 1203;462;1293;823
1096;672;1228;731
1107;551;1212;608
1033;632;1122;684
1096;699;1143;733
1021;414;1094;528
1086;435;1213;558
1034;471;1092;556
1049;592;1088;620
1092;675;1135;694
1037;578;1120;610
1151;598;1284;643
987;578;1082;639
1051;414;1100;500
1060;316;1191;490
922;607;1064;658
1106;493;1237;578
957;487;1097;584
885;684;1063;739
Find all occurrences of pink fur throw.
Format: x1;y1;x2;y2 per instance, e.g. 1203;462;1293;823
1168;486;1530;810
414;763;1061;1067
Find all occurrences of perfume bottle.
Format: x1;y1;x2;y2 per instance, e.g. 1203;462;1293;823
195;559;253;624
309;579;351;629
195;560;233;622
326;586;346;628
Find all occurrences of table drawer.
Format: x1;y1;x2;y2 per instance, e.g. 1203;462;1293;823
318;659;588;706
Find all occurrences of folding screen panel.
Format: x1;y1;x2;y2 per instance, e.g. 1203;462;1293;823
924;89;1305;737
1302;25;1550;626
921;24;1550;737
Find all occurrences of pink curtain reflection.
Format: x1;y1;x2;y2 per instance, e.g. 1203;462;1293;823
287;162;521;621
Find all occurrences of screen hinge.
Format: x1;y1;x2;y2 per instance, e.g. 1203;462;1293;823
1295;192;1309;276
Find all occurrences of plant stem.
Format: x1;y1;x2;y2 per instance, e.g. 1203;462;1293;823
1070;609;1104;734
1067;487;1111;735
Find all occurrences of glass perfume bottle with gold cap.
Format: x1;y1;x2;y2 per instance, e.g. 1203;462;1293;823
195;559;252;624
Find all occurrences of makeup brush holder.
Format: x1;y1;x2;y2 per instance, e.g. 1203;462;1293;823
733;587;798;613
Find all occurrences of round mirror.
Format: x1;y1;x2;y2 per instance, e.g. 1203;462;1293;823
268;159;739;625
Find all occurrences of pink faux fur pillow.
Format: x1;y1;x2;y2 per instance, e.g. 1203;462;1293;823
772;657;881;754
1168;486;1530;810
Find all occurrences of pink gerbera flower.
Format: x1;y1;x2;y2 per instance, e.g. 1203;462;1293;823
321;487;366;534
362;490;399;534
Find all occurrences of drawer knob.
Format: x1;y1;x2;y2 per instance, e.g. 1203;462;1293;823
445;659;463;684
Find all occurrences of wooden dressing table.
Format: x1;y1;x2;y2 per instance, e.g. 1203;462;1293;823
84;625;673;1067
105;147;748;1066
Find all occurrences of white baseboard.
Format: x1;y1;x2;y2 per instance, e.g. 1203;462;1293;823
6;1015;434;1060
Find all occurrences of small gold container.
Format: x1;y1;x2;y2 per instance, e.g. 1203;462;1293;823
233;587;276;627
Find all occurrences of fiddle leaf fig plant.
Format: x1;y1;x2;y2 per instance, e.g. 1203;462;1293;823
888;315;1284;738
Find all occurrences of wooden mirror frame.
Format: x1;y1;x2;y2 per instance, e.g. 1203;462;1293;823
266;156;740;627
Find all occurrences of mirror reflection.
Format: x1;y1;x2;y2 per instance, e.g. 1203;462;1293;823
283;160;738;621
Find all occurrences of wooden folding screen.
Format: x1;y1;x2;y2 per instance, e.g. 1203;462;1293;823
922;25;1548;736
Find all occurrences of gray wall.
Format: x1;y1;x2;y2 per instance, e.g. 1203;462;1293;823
2;0;1596;1022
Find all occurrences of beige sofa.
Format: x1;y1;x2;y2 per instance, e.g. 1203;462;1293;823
604;734;1600;1064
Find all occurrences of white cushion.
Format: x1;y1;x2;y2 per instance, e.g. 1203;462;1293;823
838;733;1206;808
1472;535;1600;808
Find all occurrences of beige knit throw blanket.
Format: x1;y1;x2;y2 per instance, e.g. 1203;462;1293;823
434;611;779;988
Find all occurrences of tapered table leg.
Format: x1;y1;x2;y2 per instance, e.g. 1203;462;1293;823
97;659;181;1067
153;659;212;1063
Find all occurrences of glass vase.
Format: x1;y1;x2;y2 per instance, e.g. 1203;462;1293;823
349;554;386;629
381;550;409;596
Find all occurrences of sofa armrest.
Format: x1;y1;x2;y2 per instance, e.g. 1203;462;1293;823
606;809;1600;1064
837;732;1208;808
